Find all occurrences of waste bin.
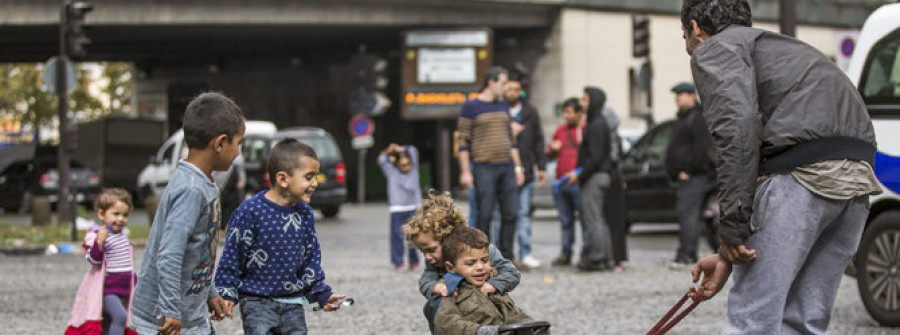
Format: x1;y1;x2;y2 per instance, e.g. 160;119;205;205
145;195;161;226
31;196;51;226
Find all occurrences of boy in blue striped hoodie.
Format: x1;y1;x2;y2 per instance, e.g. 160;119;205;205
215;138;346;335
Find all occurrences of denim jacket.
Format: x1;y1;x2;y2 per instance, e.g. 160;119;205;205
131;161;221;329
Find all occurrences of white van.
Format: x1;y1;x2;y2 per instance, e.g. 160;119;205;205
846;3;900;326
136;120;277;200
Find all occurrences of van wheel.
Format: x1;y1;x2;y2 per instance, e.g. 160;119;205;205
321;206;340;218
855;210;900;327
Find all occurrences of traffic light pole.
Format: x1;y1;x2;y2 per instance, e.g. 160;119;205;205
59;0;75;240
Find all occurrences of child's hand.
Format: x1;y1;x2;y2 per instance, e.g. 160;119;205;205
322;293;348;311
96;226;108;250
157;317;181;335
222;300;235;318
432;282;449;297
480;282;497;295
207;296;230;321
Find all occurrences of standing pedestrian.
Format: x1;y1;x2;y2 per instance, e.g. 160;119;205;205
665;82;716;267
565;87;614;271
601;104;628;272
682;1;882;333
456;66;525;260
66;188;137;335
379;142;422;271
129;92;240;335
547;98;585;266
505;71;548;269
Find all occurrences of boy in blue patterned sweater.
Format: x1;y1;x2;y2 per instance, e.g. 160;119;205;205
215;138;346;335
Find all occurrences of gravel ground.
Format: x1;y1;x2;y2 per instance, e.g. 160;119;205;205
1;203;897;334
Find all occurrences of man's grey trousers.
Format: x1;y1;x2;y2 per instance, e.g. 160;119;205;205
723;173;868;334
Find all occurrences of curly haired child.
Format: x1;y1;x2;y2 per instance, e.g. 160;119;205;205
403;191;521;332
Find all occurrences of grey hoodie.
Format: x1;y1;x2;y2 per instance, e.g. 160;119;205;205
131;161;221;329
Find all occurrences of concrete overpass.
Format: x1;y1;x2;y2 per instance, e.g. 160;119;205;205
0;0;557;63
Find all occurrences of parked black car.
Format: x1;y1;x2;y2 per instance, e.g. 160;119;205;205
0;154;101;213
619;121;718;237
267;127;348;218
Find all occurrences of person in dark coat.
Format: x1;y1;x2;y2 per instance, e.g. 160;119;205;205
664;82;715;266
565;86;613;271
504;72;548;269
683;1;881;333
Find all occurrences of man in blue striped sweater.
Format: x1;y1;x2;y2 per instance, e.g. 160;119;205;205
456;66;525;260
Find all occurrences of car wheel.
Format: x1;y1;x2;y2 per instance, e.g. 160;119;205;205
18;191;32;214
321;205;340;218
855;210;900;327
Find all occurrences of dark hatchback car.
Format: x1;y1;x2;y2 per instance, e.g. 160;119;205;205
618;120;718;235
0;155;101;213
260;127;348;218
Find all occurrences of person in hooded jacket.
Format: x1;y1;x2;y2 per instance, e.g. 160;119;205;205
563;86;614;271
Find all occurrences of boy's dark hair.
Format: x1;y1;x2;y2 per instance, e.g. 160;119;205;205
94;187;133;211
183;92;246;149
267;138;318;185
562;97;582;112
681;0;752;36
442;225;490;266
481;66;508;90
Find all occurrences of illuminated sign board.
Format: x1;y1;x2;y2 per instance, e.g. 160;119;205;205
401;29;492;120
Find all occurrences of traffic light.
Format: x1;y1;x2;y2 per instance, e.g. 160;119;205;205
348;54;391;116
64;1;93;59
632;14;650;58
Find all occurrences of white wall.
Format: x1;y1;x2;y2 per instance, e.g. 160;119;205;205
531;8;853;136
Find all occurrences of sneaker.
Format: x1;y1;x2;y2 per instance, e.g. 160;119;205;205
394;264;404;272
409;263;419;271
551;255;571;266
512;260;529;272
613;266;624;273
521;255;541;269
668;258;693;270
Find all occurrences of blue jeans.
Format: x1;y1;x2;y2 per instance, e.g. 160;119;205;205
240;297;308;335
553;181;582;258
467;188;500;244
516;182;536;259
472;163;519;259
390;210;420;266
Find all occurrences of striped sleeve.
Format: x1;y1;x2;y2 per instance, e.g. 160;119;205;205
457;103;474;153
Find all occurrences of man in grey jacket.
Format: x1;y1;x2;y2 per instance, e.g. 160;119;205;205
682;1;882;333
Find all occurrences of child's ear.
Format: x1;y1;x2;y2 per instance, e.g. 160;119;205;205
275;170;288;187
444;260;454;272
213;134;228;152
96;208;104;221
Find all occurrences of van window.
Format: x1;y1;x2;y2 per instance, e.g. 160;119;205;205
159;141;175;165
242;137;269;165
861;31;900;104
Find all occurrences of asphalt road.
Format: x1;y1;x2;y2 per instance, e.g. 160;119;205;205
0;202;895;334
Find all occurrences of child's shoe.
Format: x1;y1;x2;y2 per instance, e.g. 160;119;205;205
394;264;404;272
408;263;419;271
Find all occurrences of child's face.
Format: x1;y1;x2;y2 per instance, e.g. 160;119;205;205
278;155;320;204
215;131;245;171
412;232;442;268
396;157;412;174
445;246;492;288
97;200;130;233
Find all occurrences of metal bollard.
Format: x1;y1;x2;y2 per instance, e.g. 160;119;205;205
31;196;51;226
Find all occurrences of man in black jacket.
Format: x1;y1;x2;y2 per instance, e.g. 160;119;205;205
664;82;715;266
683;1;881;333
504;72;548;269
565;86;613;271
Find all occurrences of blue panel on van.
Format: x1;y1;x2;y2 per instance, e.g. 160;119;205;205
875;151;900;193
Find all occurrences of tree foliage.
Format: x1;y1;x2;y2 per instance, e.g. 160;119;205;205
0;62;132;141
